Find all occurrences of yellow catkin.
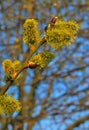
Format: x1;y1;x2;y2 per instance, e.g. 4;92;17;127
2;59;21;80
0;95;21;114
2;59;15;77
31;51;55;68
13;60;22;73
22;19;40;45
45;20;80;49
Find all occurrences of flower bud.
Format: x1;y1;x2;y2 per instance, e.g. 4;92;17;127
28;61;37;69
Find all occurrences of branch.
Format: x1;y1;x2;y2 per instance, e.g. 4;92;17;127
0;66;27;95
66;115;89;130
0;37;46;95
25;37;46;62
52;64;89;78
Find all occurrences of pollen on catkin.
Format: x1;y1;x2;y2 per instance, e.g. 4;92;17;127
0;94;21;114
22;19;40;45
31;51;55;68
2;59;15;77
2;59;21;80
13;60;22;73
45;20;80;49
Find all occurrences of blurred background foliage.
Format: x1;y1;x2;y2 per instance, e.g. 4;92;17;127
0;0;89;130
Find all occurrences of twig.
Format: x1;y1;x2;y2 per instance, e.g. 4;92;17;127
0;37;46;95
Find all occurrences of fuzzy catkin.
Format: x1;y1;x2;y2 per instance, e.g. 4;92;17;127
45;20;79;49
31;51;55;68
2;59;21;79
0;95;21;114
23;19;40;45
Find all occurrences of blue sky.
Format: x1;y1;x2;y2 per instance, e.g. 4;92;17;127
0;0;89;130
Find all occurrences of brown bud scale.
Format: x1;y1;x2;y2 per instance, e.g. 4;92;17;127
28;61;37;69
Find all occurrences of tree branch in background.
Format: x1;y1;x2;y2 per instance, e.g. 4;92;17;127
66;115;89;130
0;37;46;95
